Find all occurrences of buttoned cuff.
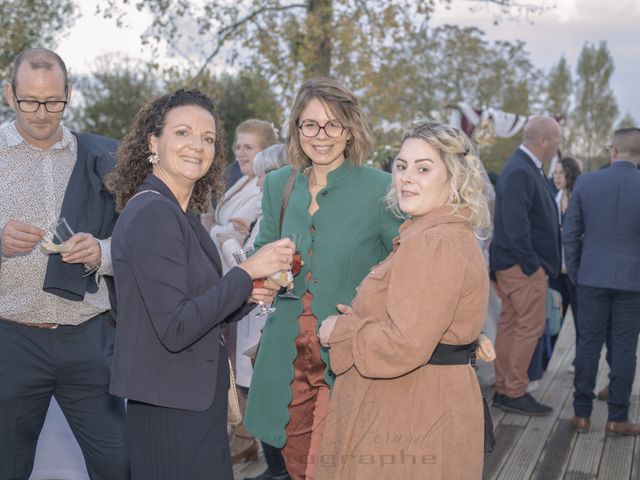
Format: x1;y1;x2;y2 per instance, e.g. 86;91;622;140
96;237;112;277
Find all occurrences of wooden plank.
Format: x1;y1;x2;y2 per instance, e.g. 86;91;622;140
565;352;610;476
497;374;574;479
564;473;595;480
531;391;576;479
598;397;639;479
483;424;524;480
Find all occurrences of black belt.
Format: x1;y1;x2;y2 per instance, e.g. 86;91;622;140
427;342;477;369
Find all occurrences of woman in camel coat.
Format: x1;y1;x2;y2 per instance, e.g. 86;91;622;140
317;120;491;479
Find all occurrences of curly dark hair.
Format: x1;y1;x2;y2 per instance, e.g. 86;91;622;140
106;89;226;212
559;156;582;192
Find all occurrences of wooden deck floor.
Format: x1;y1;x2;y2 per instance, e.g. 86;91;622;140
483;314;640;480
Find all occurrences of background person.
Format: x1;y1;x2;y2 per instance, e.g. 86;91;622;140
107;89;294;480
564;128;640;435
204;118;278;272
244;77;402;480
0;48;128;480
490;116;562;416
316;120;491;479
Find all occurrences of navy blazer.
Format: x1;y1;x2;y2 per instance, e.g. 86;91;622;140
109;175;253;411
490;147;560;278
563;160;640;292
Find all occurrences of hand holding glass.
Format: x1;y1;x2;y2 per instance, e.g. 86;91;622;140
41;217;74;254
279;233;302;299
233;247;277;316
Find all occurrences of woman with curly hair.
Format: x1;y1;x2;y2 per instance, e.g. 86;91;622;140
317;120;491;479
106;89;294;480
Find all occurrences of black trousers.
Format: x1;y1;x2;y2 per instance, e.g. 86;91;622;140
574;285;640;421
0;315;129;480
127;345;233;480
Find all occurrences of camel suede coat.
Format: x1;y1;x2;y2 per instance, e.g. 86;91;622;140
317;207;489;480
244;162;402;448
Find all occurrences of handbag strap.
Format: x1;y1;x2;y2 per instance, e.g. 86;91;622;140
279;169;297;238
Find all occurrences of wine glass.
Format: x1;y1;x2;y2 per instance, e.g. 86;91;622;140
233;247;276;316
41;217;74;254
279;233;302;299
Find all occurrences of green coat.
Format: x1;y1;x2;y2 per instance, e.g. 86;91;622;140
244;161;402;448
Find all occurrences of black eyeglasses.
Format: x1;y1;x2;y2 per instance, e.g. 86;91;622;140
14;98;68;113
298;119;347;138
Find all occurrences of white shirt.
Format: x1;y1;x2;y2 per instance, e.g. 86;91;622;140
0;122;112;325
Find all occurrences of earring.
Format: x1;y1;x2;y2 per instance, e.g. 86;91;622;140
148;153;159;164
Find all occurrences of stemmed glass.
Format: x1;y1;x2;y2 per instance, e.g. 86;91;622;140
233;246;276;316
41;217;74;254
279;233;302;299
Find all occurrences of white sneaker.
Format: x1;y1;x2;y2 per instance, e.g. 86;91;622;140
527;380;540;393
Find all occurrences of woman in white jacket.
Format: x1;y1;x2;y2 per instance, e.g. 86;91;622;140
206;119;278;272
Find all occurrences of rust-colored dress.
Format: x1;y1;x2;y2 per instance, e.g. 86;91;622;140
317;207;489;480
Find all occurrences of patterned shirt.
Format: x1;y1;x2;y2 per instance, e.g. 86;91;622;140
0;122;112;325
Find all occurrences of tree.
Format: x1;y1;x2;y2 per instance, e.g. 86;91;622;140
544;56;572;118
164;69;283;160
616;113;637;129
0;0;76;121
571;41;619;170
71;56;159;139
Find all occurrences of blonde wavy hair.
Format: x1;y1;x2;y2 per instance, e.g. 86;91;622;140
387;120;491;235
286;77;374;169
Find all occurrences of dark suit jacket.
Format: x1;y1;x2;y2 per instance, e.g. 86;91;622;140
490;147;560;278
44;132;118;302
109;175;253;411
563;160;640;292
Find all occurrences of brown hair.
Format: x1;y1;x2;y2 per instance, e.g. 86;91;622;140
11;48;69;95
106;89;225;213
558;156;582;192
235;119;277;150
286;77;374;169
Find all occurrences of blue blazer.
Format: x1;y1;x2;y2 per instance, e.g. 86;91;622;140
109;175;253;411
563;160;640;292
490;147;560;278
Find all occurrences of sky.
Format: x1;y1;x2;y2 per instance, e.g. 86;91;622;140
57;0;639;123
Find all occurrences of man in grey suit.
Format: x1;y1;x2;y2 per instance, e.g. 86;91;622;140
564;128;640;435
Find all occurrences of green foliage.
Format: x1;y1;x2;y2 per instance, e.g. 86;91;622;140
571;41;619;170
71;56;159;140
545;56;572;118
0;0;76;121
164;69;283;160
617;113;637;130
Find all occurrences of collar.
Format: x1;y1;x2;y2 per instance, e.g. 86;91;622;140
519;144;543;170
392;205;471;251
140;174;184;211
611;159;638;169
2;121;75;152
305;159;356;188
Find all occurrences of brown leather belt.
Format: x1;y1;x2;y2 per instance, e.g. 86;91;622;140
30;322;60;329
0;317;61;329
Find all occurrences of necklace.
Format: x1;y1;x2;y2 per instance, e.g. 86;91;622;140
309;179;327;187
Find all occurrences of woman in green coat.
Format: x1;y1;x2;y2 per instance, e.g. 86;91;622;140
244;78;401;480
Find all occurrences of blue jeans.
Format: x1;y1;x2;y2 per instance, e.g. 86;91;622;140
574;286;640;421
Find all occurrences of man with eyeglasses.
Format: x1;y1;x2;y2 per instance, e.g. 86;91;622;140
564;127;640;436
0;48;129;479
